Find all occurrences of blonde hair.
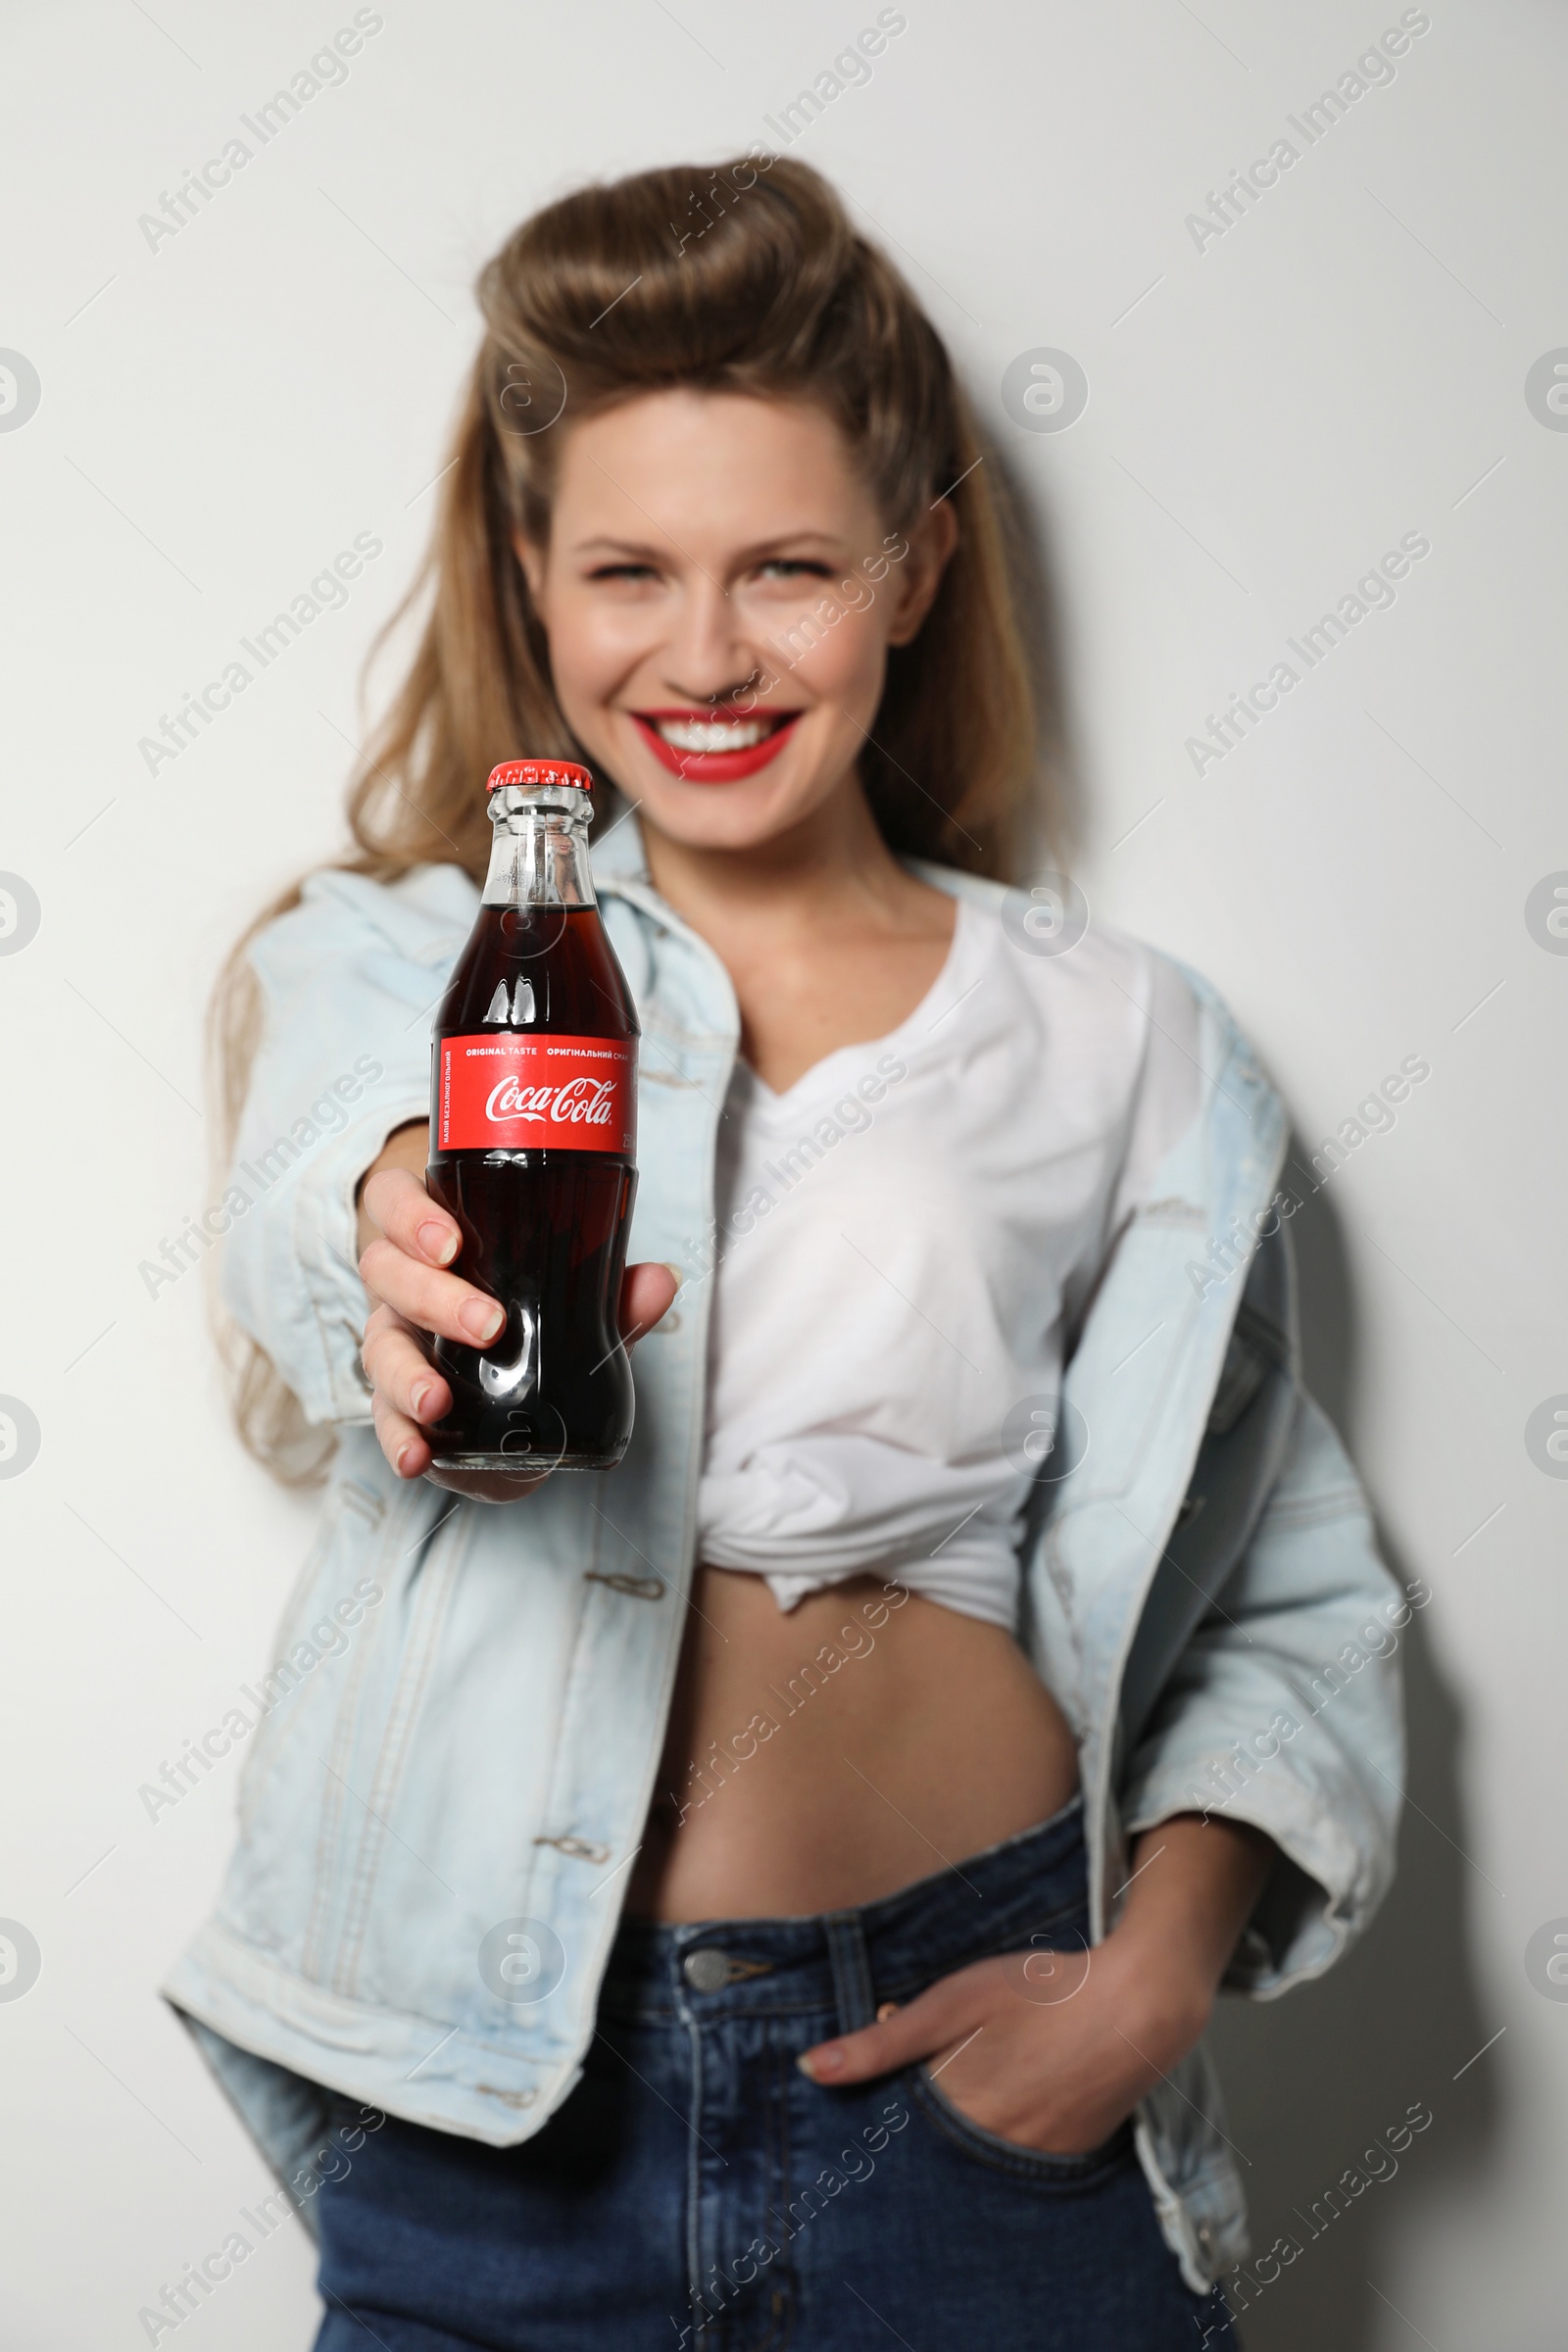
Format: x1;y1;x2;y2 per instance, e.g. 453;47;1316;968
216;151;1064;1477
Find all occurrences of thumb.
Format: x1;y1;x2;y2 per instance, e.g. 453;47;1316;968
798;1983;967;2086
618;1260;679;1348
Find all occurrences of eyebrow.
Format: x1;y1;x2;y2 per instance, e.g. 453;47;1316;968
570;530;846;563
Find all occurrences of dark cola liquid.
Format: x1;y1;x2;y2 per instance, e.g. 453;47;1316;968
424;903;639;1473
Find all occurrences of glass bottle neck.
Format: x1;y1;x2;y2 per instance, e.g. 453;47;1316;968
481;792;597;908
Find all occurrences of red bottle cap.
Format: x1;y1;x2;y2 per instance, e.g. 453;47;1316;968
486;759;595;794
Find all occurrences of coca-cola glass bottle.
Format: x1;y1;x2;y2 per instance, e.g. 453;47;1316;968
423;759;640;1473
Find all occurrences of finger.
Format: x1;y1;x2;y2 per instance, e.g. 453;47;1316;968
368;1369;548;1500
798;1980;971;2084
371;1390;432;1481
360;1237;506;1347
618;1261;680;1348
362;1314;451;1426
362;1165;461;1267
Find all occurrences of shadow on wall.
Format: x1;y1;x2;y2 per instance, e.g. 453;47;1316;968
1205;1141;1496;2352
984;440;1087;870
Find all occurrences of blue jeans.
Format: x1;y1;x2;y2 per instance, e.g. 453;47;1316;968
314;1792;1226;2348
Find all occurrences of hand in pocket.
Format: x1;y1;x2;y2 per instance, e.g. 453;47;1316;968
797;1937;1203;2157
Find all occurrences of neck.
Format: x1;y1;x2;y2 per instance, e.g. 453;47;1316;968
638;773;919;947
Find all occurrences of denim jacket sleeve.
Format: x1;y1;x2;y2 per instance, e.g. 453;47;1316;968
1115;1221;1407;1997
221;862;475;1426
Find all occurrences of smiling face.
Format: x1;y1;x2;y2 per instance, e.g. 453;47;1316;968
515;389;954;856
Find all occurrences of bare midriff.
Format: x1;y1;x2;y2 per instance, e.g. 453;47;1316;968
624;1563;1082;1920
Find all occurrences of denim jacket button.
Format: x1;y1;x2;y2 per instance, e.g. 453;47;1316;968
682;1947;729;1992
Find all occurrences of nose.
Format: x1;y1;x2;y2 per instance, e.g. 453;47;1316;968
662;575;762;707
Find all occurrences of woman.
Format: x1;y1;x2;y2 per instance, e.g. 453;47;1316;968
166;156;1405;2348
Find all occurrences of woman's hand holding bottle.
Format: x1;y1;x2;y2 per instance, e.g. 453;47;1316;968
356;1125;676;1503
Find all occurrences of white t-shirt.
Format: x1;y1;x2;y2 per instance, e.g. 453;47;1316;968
694;894;1202;1633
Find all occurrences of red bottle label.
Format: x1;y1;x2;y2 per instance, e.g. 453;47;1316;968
436;1033;637;1154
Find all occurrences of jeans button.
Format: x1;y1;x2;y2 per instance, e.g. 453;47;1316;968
682;1947;729;1992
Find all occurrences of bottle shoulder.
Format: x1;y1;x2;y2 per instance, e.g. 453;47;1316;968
435;904;639;1039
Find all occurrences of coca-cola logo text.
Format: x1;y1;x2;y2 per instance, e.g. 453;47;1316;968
484;1074;617;1129
439;1033;634;1156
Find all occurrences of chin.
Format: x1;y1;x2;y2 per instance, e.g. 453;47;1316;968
634;777;814;851
597;710;862;851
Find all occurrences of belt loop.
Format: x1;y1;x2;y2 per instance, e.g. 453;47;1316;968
822;1911;875;2034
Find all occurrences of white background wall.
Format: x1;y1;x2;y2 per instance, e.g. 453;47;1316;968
1;2;1563;2343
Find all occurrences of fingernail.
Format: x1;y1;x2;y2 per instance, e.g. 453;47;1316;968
798;2045;845;2081
419;1221;458;1265
461;1298;506;1344
395;1443;417;1476
411;1382;437;1421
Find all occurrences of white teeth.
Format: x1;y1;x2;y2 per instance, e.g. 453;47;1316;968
653;717;773;753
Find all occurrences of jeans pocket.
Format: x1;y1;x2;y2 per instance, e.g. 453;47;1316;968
909;2066;1136;2184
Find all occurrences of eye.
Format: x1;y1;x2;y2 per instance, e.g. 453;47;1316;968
755;558;835;582
586;562;660;583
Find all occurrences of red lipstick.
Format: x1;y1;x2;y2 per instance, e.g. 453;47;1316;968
628;709;803;784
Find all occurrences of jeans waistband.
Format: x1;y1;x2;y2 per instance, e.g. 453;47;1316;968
602;1789;1087;2033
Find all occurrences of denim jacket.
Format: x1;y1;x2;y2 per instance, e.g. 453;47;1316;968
163;812;1405;2295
